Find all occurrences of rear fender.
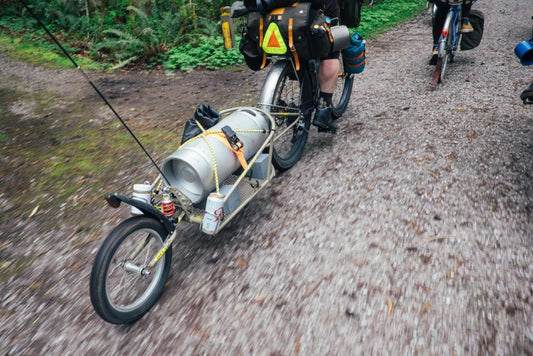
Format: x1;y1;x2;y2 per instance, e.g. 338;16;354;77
104;193;175;233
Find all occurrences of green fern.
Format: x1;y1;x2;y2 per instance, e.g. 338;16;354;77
127;5;151;28
110;55;140;70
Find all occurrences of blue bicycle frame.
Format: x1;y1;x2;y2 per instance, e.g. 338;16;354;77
431;0;477;85
438;1;461;55
431;1;462;84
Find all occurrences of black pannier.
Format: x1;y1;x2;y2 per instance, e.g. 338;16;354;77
461;9;484;51
339;0;364;28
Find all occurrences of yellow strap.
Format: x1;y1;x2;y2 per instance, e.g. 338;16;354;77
210;133;249;170
288;18;300;71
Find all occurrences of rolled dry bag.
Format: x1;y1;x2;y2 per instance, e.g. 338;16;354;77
342;33;365;74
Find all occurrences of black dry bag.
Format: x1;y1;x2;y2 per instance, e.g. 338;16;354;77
180;104;221;144
339;0;364;28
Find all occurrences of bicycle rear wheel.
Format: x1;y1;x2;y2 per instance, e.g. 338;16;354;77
331;58;354;119
258;60;310;171
436;15;459;83
431;31;450;84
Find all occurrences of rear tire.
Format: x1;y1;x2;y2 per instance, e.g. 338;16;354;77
439;19;457;82
438;40;449;83
258;60;310;171
331;57;354;119
90;216;172;324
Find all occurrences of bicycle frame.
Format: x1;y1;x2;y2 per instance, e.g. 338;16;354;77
438;2;462;57
258;57;317;137
430;1;462;85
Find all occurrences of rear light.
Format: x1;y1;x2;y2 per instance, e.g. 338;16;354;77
104;194;121;208
442;28;448;38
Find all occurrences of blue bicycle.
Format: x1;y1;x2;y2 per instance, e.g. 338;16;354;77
430;0;465;85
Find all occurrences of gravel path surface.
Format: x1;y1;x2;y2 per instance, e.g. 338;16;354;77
1;0;532;355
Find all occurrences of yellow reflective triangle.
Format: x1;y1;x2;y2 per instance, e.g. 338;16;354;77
262;22;287;55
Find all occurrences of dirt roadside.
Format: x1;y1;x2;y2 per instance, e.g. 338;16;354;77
1;0;532;354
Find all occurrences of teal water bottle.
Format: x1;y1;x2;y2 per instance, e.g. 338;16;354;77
342;33;365;74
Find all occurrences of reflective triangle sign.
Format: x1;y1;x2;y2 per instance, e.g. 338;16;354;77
262;22;287;55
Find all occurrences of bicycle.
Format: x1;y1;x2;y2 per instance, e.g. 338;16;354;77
88;55;355;324
258;50;354;170
87;55;354;324
88;7;357;324
430;0;467;85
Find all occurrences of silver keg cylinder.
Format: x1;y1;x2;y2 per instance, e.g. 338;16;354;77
161;108;270;203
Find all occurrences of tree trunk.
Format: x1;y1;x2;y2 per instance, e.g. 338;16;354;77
84;0;89;17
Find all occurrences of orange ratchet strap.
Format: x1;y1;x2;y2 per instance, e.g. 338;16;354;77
209;127;248;170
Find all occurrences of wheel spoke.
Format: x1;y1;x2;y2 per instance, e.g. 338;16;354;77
127;234;152;261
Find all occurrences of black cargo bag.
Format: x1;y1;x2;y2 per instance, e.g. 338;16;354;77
260;3;332;61
239;3;333;71
243;0;296;13
339;0;364;28
239;11;270;71
461;9;484;51
180;104;221;144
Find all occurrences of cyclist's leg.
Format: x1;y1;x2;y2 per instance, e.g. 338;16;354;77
313;0;341;134
320;0;340;84
314;57;340;133
461;1;473;32
462;1;472;18
433;3;450;43
318;58;339;93
430;3;449;65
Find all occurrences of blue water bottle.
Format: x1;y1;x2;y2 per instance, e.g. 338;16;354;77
515;38;533;66
342;33;365;74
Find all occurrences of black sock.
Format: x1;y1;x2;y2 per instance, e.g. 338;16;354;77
320;92;333;105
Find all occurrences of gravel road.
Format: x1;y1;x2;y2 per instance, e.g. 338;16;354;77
1;0;532;354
